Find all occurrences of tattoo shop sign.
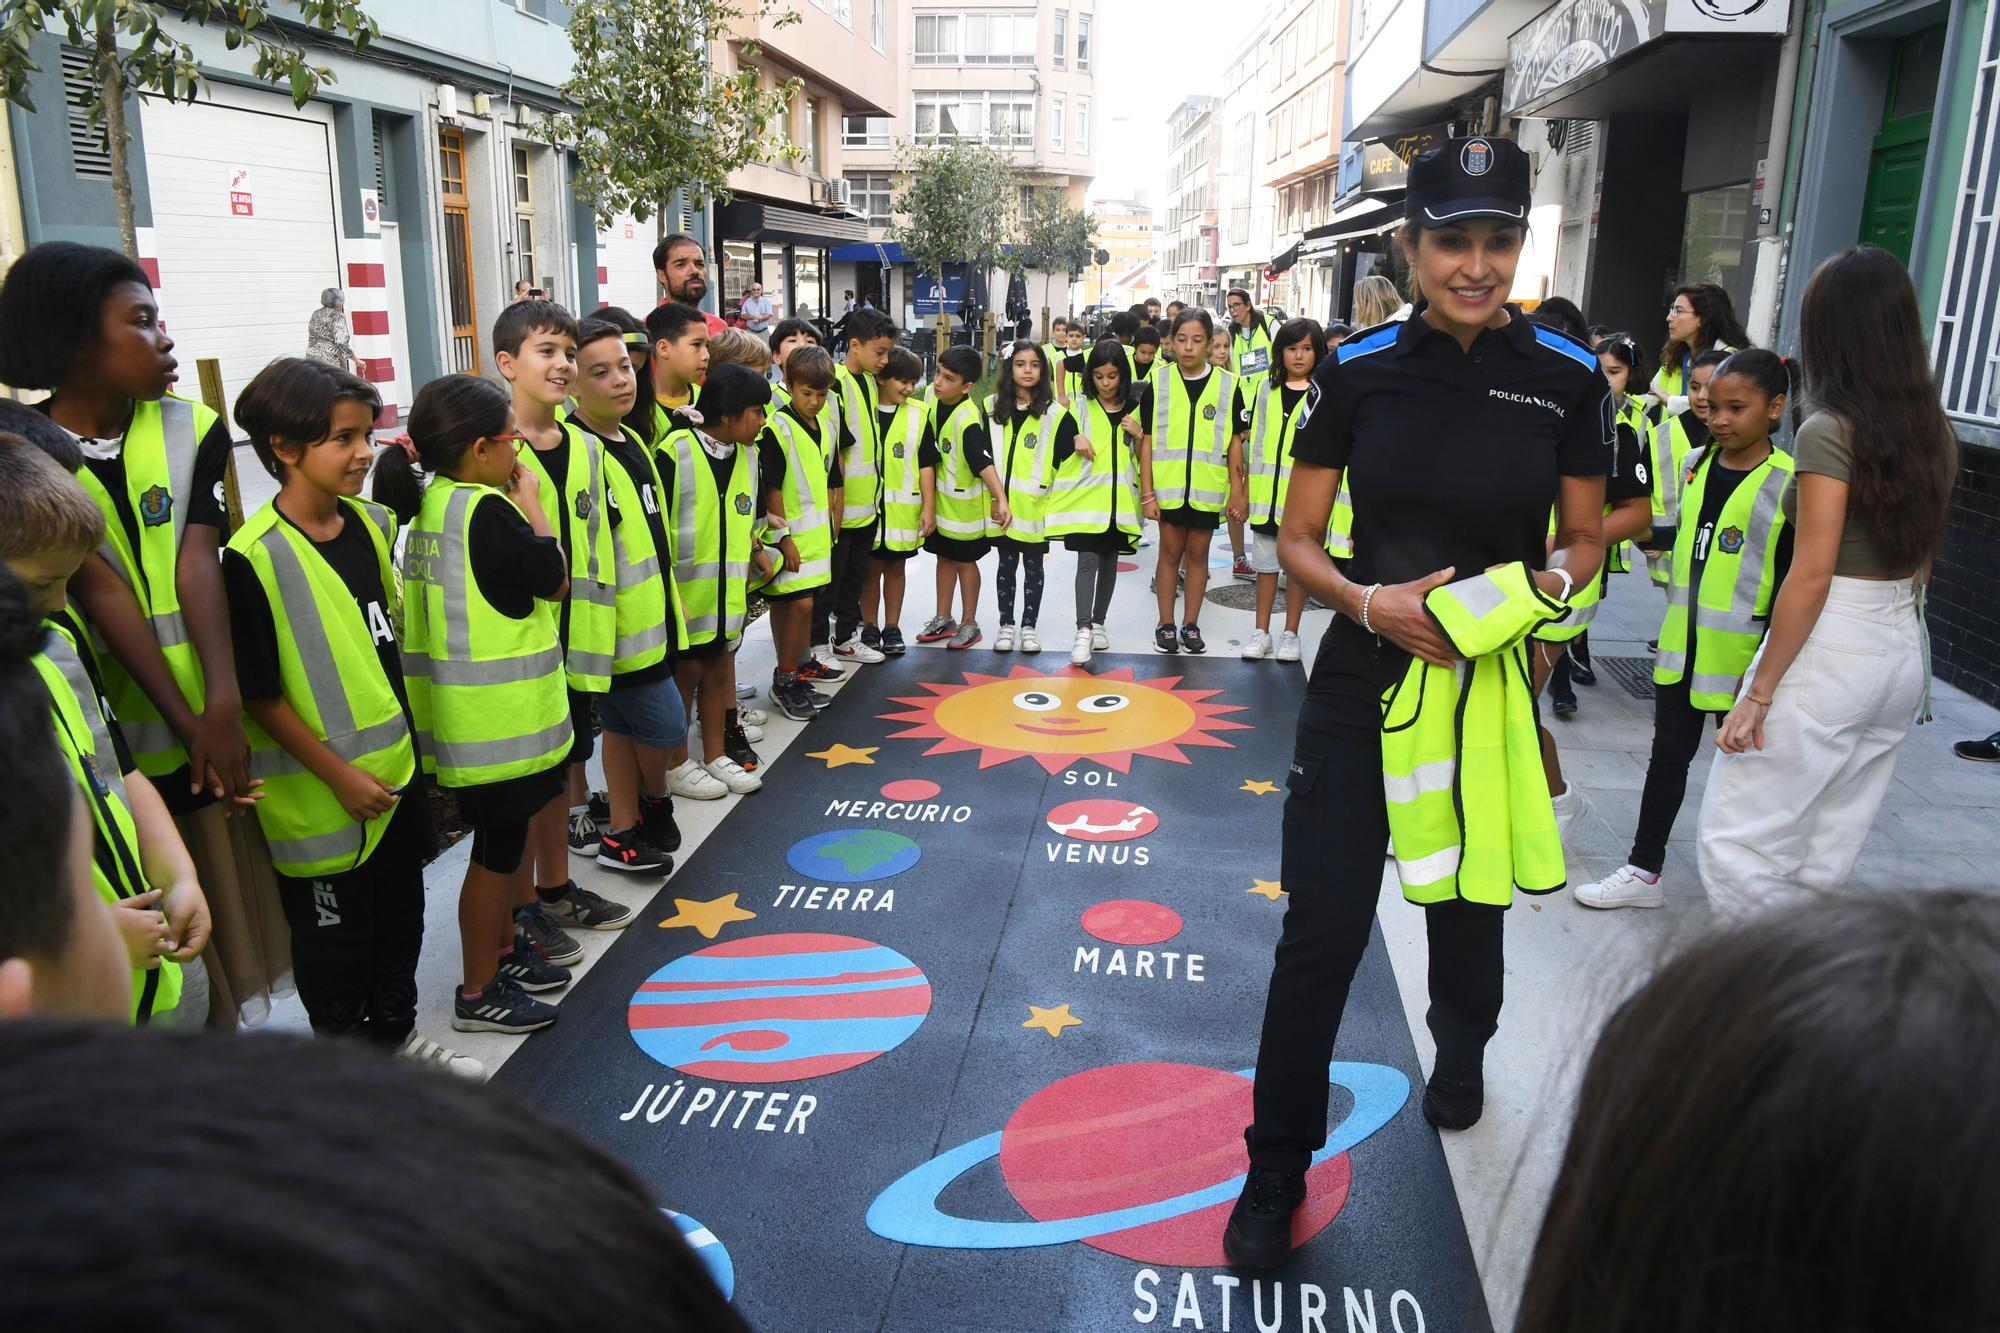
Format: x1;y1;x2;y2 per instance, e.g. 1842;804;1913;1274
1504;0;1788;115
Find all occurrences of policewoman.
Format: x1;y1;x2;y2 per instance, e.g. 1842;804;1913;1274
1226;287;1274;378
1225;137;1613;1270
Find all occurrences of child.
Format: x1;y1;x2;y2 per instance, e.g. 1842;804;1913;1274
1207;333;1233;370
916;346;1011;649
710;324;774;379
565;318;694;871
373;375;574;1035
1139;307;1251;655
1062;322;1089;403
759;344;841;724
1574;350;1797;910
1133;324;1163;379
1045;342;1145;665
767;316;821;404
654;364;776;784
862;345;936;657
221;358;474;1072
1242;319;1325;663
1212;314;1250;591
821;307;898;667
494;301;634;944
2;437;209;1029
1043;318;1069;379
987;340;1071;654
646;301;712;446
0;240;281;1031
1640;348;1727;604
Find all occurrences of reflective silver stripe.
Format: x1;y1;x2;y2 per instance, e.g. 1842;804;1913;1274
1441;571;1509;621
567;648;615;678
1184;486;1228;507
678;560;723;584
619;554;661;583
438;487;478;662
580;428;608;583
404;644;565;686
256;524;359;739
669;435;702;566
573;578;616;608
769;413;832;534
1729;467;1790;618
1655;645;1687;673
1395;844;1461;887
615;621;670;660
683;612;720;636
151;610;191;648
42;632;133;810
252;716;412;779
427;718;572;771
119;716;181;757
266;824;365;865
723;560;752;580
158;396;199;557
1383;757;1455;804
1691;672;1743;697
360;503;395;548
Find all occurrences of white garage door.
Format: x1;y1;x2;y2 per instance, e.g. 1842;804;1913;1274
597;212;660;315
141;92;342;422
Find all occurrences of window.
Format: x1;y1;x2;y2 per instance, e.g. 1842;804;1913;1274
1077;14;1090;70
1312;79;1331;139
1075;97;1088;153
833;0;851;26
1318;0;1336;51
1054;9;1067;67
1278;103;1292;152
804;97;824;175
1296;94;1311;147
1051;93;1065;150
58;48;112;180
915;90;1035;147
516;216;537;285
1017;184;1037;218
1934;0;2000;429
845;172;894;226
512;145;537;286
1265;113;1277;161
842;115;892;149
870;0;883;49
914;9;1036;63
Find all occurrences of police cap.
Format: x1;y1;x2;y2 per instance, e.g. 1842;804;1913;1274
1405;136;1532;229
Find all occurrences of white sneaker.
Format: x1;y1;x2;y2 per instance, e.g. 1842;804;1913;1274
1275;630;1302;662
994;625;1016;651
740;719;766;743
400;1032;485;1080
837;633;885;664
669;758;728;800
736;681;756;700
705;755;763;794
1091;623;1109;651
1242;629;1272;660
1551;782;1592;844
1574;864;1665;910
1070;627;1094;665
810;644;846;671
1019;625;1041;654
740;707;768;727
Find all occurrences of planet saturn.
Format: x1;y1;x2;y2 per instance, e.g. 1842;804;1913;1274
867;1061;1407;1267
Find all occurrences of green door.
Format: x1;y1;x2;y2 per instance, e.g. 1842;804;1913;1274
1859;26;1947;263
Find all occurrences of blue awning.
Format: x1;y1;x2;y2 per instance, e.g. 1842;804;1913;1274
832;242;908;264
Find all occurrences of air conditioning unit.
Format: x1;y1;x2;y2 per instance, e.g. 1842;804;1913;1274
813;177;853;208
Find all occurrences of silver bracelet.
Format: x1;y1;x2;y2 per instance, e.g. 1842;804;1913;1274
1359;583;1382;634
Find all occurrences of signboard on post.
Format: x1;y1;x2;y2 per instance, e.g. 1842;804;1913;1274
229;166;254;217
359;187;382;234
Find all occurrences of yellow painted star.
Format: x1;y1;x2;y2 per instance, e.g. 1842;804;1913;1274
1022;1003;1083;1039
658;893;758;939
1247;878;1286;901
805;743;879;768
1240;779;1280;796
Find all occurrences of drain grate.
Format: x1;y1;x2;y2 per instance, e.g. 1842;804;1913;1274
1203;583;1259;610
1596;654;1657;700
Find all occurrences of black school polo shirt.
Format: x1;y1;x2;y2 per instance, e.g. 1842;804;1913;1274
1291;306;1613;588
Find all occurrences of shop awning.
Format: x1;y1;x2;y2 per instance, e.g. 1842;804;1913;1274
1267;242;1301;277
831;241;907;264
1297;194;1406;260
716;199;870;249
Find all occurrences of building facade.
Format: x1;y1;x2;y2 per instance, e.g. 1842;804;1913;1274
1083;196;1158;308
1259;0;1348;322
1214;21;1281;312
1161;95;1222;308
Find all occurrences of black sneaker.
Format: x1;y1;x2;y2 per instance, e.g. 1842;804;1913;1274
1179;624;1207;655
801;683;833;711
770;675;817;721
544;881;635;931
861;624;883;652
724;719;761;771
1552;695;1578;718
567;806;602;857
513;905;582;966
1570;662;1597;686
586;789;611;828
597;825;674;875
880;625;907;656
641;792;682;852
1153;622;1180;654
452;976;559;1035
1422;1058;1485;1131
1646;639;1659;652
500;932;571;992
1222;1166;1307;1269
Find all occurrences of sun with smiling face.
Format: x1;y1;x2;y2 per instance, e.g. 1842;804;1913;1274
881;666;1250;774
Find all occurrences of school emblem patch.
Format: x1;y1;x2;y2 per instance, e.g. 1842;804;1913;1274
1461;138;1494;176
138;484;172;528
1718;525;1746;555
1202;404;1217;421
734;493;753;516
893;443;906;459
1022;431;1038;448
80;752;110;798
575;491;593;521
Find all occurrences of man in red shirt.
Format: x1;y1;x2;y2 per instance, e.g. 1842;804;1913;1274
652;232;727;335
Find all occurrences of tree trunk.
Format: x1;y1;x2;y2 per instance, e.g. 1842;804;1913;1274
97;17;139;260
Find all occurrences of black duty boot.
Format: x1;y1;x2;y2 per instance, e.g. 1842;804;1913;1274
1422;1057;1485;1131
1222;1165;1306;1269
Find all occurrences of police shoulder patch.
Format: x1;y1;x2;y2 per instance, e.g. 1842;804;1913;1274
139;484;173;527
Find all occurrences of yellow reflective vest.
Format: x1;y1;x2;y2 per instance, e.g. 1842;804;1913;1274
832;364;882;530
876;401;932;554
662;428;757;647
1245;379;1308;527
760;407;836;596
521;424;616;692
1231;319;1274;378
1646;409;1706;587
227;498;416;878
931;396;993;540
594;423;687;676
985;395;1062;543
1149;368;1238;513
1044;397;1143;548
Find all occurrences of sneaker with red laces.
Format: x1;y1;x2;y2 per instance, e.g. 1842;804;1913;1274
797;658;845;683
596;825;674;875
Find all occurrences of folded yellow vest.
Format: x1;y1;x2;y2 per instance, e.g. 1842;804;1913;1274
1380;562;1569;906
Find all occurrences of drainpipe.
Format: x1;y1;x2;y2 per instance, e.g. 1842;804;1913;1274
1745;1;1808;348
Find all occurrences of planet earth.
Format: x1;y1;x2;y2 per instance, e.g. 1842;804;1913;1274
664;1210;735;1298
787;829;923;883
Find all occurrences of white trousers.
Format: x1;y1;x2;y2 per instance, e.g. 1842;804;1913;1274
1698;575;1926;918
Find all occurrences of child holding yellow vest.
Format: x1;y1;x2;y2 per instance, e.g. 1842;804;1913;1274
221;359;475;1071
374;375;574;1036
862;345;937;656
1045;342;1146;665
1575;350;1796;910
987;341;1073;654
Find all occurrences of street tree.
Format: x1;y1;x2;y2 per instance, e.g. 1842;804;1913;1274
558;0;801;226
1016;191;1096;339
891;137;1015;351
0;0;381;258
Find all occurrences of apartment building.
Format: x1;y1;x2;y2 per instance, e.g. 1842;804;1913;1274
1261;0;1348;323
1215;20;1280;309
1083;196;1157;307
1160;96;1221;309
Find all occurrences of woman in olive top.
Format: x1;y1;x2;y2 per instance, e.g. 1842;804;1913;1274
1225;138;1612;1271
1700;246;1958;916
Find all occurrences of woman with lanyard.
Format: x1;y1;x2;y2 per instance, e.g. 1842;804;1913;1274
1224;138;1613;1269
1653;283;1748;417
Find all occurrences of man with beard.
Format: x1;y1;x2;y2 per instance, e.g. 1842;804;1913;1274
652;232;727;335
